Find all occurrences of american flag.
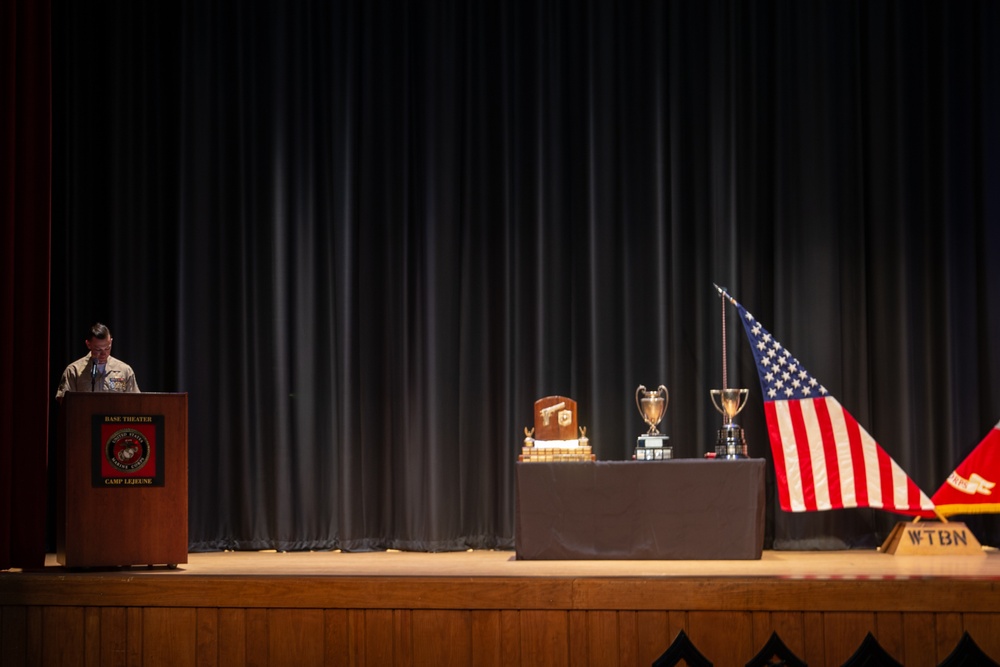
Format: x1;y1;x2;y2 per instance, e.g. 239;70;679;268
723;290;935;516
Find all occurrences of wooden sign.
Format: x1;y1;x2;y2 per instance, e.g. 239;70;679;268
879;521;985;556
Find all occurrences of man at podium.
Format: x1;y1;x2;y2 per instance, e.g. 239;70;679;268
55;322;140;402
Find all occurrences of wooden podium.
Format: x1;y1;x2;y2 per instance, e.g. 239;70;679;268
56;392;188;568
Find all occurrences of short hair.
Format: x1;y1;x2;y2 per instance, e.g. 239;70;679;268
89;323;112;340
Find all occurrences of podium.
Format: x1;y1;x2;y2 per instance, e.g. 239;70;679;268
56;392;188;568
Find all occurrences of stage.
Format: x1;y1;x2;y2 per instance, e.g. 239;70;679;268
14;545;1000;577
3;549;1000;666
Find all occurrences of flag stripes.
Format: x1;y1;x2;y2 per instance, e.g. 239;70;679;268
765;395;934;514
727;290;935;516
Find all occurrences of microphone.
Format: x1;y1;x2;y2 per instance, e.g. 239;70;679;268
92;362;98;391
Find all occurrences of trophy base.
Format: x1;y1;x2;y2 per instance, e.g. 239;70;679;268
635;435;672;461
715;425;748;459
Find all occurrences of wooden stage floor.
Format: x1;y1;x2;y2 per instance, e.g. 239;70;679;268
16;545;1000;578
4;549;1000;666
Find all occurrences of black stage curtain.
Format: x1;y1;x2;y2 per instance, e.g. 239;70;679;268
48;0;1000;553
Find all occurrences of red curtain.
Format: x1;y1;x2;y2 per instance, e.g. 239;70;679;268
1;0;51;569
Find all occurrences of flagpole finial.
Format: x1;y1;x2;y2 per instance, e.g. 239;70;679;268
713;283;736;306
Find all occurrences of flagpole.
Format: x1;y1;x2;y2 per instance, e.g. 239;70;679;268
713;284;731;391
721;288;728;391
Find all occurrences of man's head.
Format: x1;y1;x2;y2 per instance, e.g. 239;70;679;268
85;323;113;363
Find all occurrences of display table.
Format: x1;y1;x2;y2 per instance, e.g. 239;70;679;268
515;459;765;560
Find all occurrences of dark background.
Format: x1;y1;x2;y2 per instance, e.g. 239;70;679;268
7;0;1000;564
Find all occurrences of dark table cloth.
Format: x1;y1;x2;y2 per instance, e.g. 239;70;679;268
515;459;766;560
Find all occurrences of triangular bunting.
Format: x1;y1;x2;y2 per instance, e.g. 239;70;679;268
839;632;903;666
652;629;714;667
937;631;1000;667
745;631;807;667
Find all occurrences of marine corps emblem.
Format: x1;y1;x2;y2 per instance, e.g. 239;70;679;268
105;428;152;473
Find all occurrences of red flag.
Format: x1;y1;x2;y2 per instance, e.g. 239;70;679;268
930;420;1000;517
725;290;935;516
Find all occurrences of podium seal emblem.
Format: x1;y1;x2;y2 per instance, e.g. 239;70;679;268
105;428;152;473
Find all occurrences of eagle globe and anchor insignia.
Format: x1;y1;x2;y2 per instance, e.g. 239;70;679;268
105;428;152;473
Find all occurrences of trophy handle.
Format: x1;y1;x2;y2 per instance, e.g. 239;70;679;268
709;389;724;415
657;385;669;412
736;388;750;413
635;385;647;418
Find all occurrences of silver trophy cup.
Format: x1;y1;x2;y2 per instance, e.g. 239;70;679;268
636;384;669;435
635;385;671;460
709;388;749;459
